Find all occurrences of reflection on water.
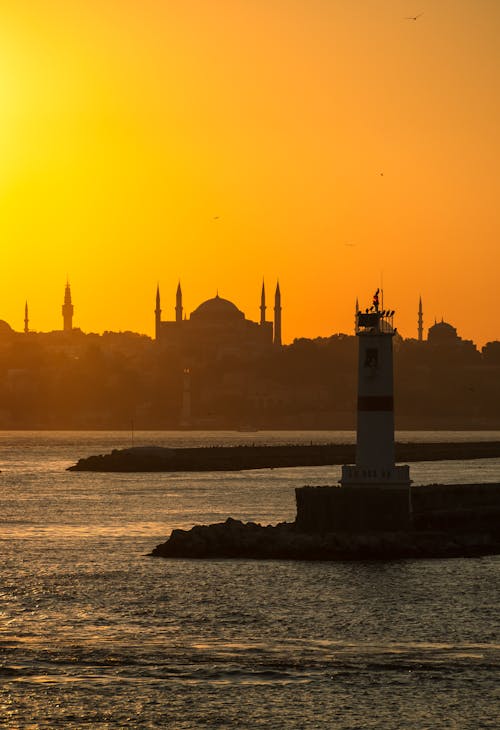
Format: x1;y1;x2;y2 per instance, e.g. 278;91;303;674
0;432;499;729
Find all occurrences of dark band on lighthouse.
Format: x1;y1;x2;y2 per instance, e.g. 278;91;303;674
357;395;394;412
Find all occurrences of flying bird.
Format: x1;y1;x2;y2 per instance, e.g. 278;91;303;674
405;13;423;21
213;216;220;220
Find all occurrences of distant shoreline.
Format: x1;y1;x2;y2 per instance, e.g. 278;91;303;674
68;441;500;472
1;427;499;432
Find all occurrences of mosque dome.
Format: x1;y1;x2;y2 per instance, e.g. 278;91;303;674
427;320;458;344
0;320;14;336
190;295;244;321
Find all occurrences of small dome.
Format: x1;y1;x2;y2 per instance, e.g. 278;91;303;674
0;320;14;336
190;295;244;321
428;320;458;343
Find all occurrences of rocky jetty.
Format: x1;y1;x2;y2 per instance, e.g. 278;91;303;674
151;482;500;561
150;517;500;561
68;441;500;472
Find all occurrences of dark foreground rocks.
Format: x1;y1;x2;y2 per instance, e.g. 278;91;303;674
68;441;500;472
150;517;500;561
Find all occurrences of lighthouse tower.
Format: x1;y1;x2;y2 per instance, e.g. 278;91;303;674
341;290;411;494
295;292;412;533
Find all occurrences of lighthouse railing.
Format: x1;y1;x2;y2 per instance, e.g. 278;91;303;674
356;311;395;334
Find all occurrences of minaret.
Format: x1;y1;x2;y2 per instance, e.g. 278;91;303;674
24;301;29;334
340;293;411;496
62;282;74;332
260;280;266;325
355;297;359;333
273;280;282;346
418;296;423;342
175;282;183;324
155;285;162;341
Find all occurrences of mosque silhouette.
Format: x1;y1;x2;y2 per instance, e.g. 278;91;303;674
154;281;282;355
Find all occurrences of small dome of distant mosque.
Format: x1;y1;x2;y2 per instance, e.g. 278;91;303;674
0;320;14;336
427;319;458;344
190;294;244;321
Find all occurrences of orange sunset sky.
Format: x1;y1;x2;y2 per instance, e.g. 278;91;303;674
0;0;499;346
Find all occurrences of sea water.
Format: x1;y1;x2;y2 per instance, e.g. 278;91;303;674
0;431;499;729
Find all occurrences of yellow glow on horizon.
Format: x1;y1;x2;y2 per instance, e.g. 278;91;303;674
0;0;498;346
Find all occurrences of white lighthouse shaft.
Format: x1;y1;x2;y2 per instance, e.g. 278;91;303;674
341;306;410;489
356;328;395;468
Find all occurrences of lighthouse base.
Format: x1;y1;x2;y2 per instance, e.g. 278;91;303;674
295;484;412;533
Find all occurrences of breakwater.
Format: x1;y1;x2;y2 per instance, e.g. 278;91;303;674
68;441;500;472
151;482;500;561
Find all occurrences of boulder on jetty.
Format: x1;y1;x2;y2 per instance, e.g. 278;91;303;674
68;441;500;472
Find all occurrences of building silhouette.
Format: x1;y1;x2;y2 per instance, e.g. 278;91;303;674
155;281;282;357
0;278;494;429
